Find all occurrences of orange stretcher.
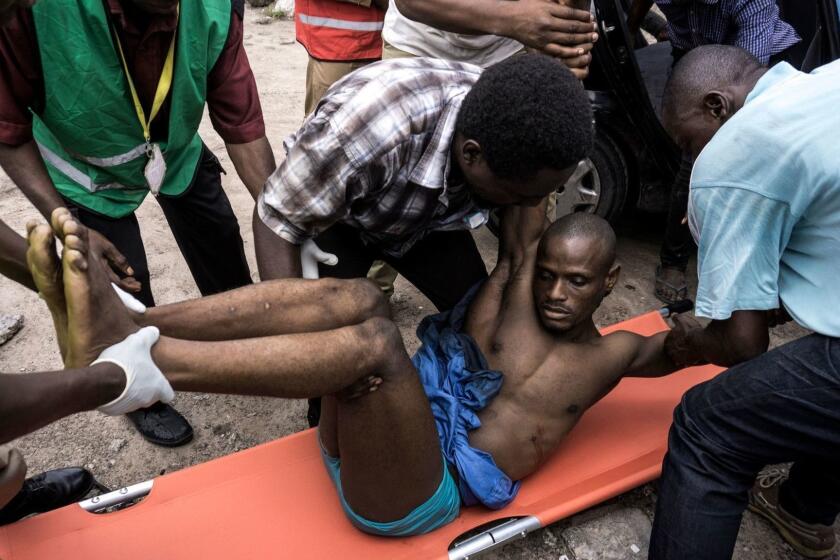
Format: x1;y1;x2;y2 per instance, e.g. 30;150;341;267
0;312;724;560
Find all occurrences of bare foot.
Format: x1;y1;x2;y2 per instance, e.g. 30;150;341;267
25;221;69;359
58;215;140;368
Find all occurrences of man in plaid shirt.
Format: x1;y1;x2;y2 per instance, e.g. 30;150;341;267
255;54;594;427
255;54;593;311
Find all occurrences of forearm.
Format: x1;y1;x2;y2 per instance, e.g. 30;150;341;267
499;198;548;268
395;0;520;36
676;314;770;367
225;136;277;201
0;363;124;444
0;220;35;291
0;141;64;219
253;209;302;280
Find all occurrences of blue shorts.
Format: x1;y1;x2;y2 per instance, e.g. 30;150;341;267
319;438;461;537
411;283;521;509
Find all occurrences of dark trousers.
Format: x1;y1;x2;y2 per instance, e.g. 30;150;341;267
649;334;840;559
659;153;693;270
67;145;252;306
314;222;488;312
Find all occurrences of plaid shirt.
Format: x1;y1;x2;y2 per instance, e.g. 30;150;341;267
258;58;489;258
657;0;800;64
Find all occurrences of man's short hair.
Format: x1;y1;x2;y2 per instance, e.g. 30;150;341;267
662;45;764;122
456;54;594;179
541;212;617;271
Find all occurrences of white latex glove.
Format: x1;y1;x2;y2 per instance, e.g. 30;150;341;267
300;238;338;280
112;283;147;314
94;327;174;416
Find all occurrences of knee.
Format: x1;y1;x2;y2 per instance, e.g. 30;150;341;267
355;316;405;374
347;279;390;320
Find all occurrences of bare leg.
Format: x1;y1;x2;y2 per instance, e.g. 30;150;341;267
48;207;389;341
138;277;390;341
331;320;445;522
48;213;445;521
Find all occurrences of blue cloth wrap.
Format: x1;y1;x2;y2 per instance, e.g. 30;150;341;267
411;284;521;509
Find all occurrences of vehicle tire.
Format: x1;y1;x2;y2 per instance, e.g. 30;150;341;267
487;129;629;236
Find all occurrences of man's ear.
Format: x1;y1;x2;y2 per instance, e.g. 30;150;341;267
605;264;621;294
460;139;483;166
703;91;730;121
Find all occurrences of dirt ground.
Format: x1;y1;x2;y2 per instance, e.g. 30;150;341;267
0;9;831;559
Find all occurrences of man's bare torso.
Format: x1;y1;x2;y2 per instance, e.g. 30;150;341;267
463;276;632;481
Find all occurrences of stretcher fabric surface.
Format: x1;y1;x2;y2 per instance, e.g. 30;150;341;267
0;312;724;560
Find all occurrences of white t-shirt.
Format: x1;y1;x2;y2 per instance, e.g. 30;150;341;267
382;2;523;67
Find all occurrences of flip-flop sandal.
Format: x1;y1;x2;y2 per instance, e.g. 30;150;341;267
655;265;688;305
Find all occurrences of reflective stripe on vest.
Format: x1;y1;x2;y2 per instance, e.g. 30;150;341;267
298;13;383;32
295;0;384;61
37;142;133;193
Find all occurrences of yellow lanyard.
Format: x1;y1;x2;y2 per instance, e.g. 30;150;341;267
111;4;179;147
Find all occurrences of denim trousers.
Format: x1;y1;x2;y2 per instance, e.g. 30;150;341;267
649;333;840;559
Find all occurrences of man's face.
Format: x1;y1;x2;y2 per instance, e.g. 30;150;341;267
129;0;178;14
1;0;35;25
531;234;619;333
455;137;577;207
665;105;723;160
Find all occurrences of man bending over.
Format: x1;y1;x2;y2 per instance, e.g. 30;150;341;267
30;206;678;535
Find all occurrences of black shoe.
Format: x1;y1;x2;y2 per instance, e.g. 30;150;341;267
126;402;193;447
0;467;94;525
307;397;321;428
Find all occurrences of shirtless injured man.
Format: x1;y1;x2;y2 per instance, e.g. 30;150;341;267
26;204;679;537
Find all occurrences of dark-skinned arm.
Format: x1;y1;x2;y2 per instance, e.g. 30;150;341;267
0;363;125;444
253;208;302;280
0;142;139;291
225;136;276;201
665;310;770;368
0;140;65;219
608;331;677;378
464;198;548;337
395;0;597;78
0;219;34;291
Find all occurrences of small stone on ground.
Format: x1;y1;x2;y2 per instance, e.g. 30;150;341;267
563;507;651;559
0;314;23;346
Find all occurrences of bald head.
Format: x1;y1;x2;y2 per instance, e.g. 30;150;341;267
663;45;764;125
540;212;616;271
661;45;767;157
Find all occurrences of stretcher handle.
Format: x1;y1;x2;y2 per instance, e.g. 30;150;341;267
448;516;542;559
658;299;694;318
78;480;154;513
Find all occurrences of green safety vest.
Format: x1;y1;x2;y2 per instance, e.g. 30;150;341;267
31;0;231;218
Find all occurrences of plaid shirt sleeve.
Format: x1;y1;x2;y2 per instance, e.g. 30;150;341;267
257;116;370;245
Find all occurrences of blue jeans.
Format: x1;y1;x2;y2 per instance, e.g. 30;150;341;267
649;334;840;559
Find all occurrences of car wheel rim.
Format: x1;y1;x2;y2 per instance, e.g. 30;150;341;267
554;158;601;220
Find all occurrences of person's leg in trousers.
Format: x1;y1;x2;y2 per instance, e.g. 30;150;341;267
655;153;693;304
65;203;155;306
157;145;252;296
649;334;840;560
779;461;840;526
387;230;488;312
306;222;379;427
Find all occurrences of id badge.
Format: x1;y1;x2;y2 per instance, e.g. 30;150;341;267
144;143;167;196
